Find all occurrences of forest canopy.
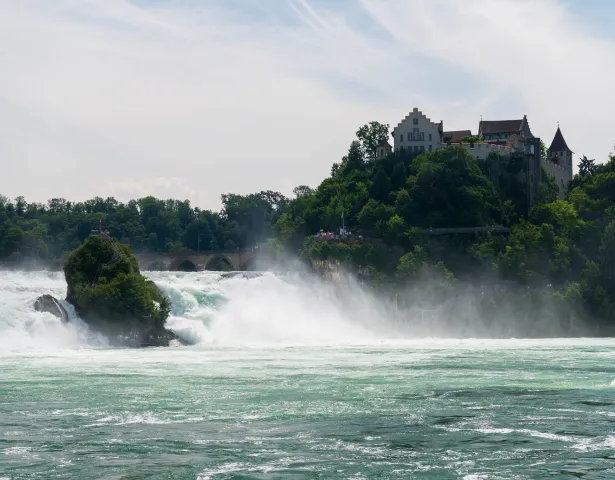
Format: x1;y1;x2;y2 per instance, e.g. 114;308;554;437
2;122;614;327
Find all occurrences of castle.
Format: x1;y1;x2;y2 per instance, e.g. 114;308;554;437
376;108;573;201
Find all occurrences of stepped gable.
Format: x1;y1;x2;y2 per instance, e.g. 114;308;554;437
443;130;472;143
548;126;572;153
392;107;441;134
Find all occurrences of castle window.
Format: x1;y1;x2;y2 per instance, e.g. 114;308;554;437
413;118;418;125
429;133;432;141
400;135;403;142
429;145;432;151
407;132;411;141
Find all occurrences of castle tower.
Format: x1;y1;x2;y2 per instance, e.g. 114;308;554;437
543;125;573;198
547;125;573;181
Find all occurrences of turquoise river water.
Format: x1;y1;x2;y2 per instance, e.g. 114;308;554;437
1;271;614;479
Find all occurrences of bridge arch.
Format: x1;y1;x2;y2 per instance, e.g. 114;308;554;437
206;254;234;271
169;257;198;272
176;259;198;272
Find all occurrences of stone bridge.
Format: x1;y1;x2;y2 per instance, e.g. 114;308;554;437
135;248;263;272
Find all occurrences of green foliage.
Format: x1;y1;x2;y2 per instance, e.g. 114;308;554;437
578;156;598;177
356;121;390;161
269;122;615;331
406;146;503;227
63;235;173;346
538;168;560;204
540;140;547;160
390;162;408;191
396;245;456;295
458;135;481;145
370;167;392;203
0;191;287;262
357;199;395;233
5;118;615;332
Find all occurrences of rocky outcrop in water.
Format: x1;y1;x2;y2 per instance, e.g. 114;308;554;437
34;294;68;323
63;233;179;347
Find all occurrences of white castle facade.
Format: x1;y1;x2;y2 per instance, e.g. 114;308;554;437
375;107;573;198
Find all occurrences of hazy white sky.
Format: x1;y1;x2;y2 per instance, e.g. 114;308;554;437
1;0;614;209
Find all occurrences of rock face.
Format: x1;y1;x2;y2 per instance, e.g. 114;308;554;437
34;294;68;323
63;233;178;347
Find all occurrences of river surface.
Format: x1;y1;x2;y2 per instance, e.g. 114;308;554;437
1;270;615;479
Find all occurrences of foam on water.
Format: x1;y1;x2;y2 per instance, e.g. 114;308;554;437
0;271;107;354
0;269;391;353
3;269;615;353
3;271;615;478
147;270;388;346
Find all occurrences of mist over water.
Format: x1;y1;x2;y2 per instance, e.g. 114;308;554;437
0;271;108;354
2;269;615;478
0;267;593;351
151;270;395;347
0;269;401;352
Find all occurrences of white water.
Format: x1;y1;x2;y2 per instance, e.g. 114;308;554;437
0;270;396;353
3;269;613;356
0;271;110;353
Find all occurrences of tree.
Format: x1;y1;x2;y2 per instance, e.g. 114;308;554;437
356;121;390;161
293;185;314;198
578;156;597;177
598;220;615;281
356;199;394;232
1;227;24;257
14;196;27;216
406;146;503;228
390;162;408;191
63;235;175;347
540;140;547;160
458;135;480;145
339;141;366;176
370;167;391;203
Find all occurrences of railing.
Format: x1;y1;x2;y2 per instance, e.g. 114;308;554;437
137;247;262;258
418;226;510;235
182;247;261;256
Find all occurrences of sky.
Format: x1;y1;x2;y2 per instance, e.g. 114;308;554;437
1;0;614;210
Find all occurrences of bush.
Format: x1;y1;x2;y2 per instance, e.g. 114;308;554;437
63;234;174;346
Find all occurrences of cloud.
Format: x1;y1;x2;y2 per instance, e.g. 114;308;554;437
0;0;613;209
359;0;615;157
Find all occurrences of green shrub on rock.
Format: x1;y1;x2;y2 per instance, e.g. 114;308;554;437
63;234;174;346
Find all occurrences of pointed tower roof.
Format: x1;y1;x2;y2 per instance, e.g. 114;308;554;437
548;126;572;153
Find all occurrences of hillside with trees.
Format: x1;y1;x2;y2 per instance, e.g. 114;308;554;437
2;121;615;332
271;123;615;332
0;191;287;262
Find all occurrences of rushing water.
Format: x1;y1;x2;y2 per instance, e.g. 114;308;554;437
1;270;615;479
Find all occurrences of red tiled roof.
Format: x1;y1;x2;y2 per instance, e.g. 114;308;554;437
443;130;472;143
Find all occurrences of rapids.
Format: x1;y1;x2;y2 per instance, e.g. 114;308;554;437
1;270;615;478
